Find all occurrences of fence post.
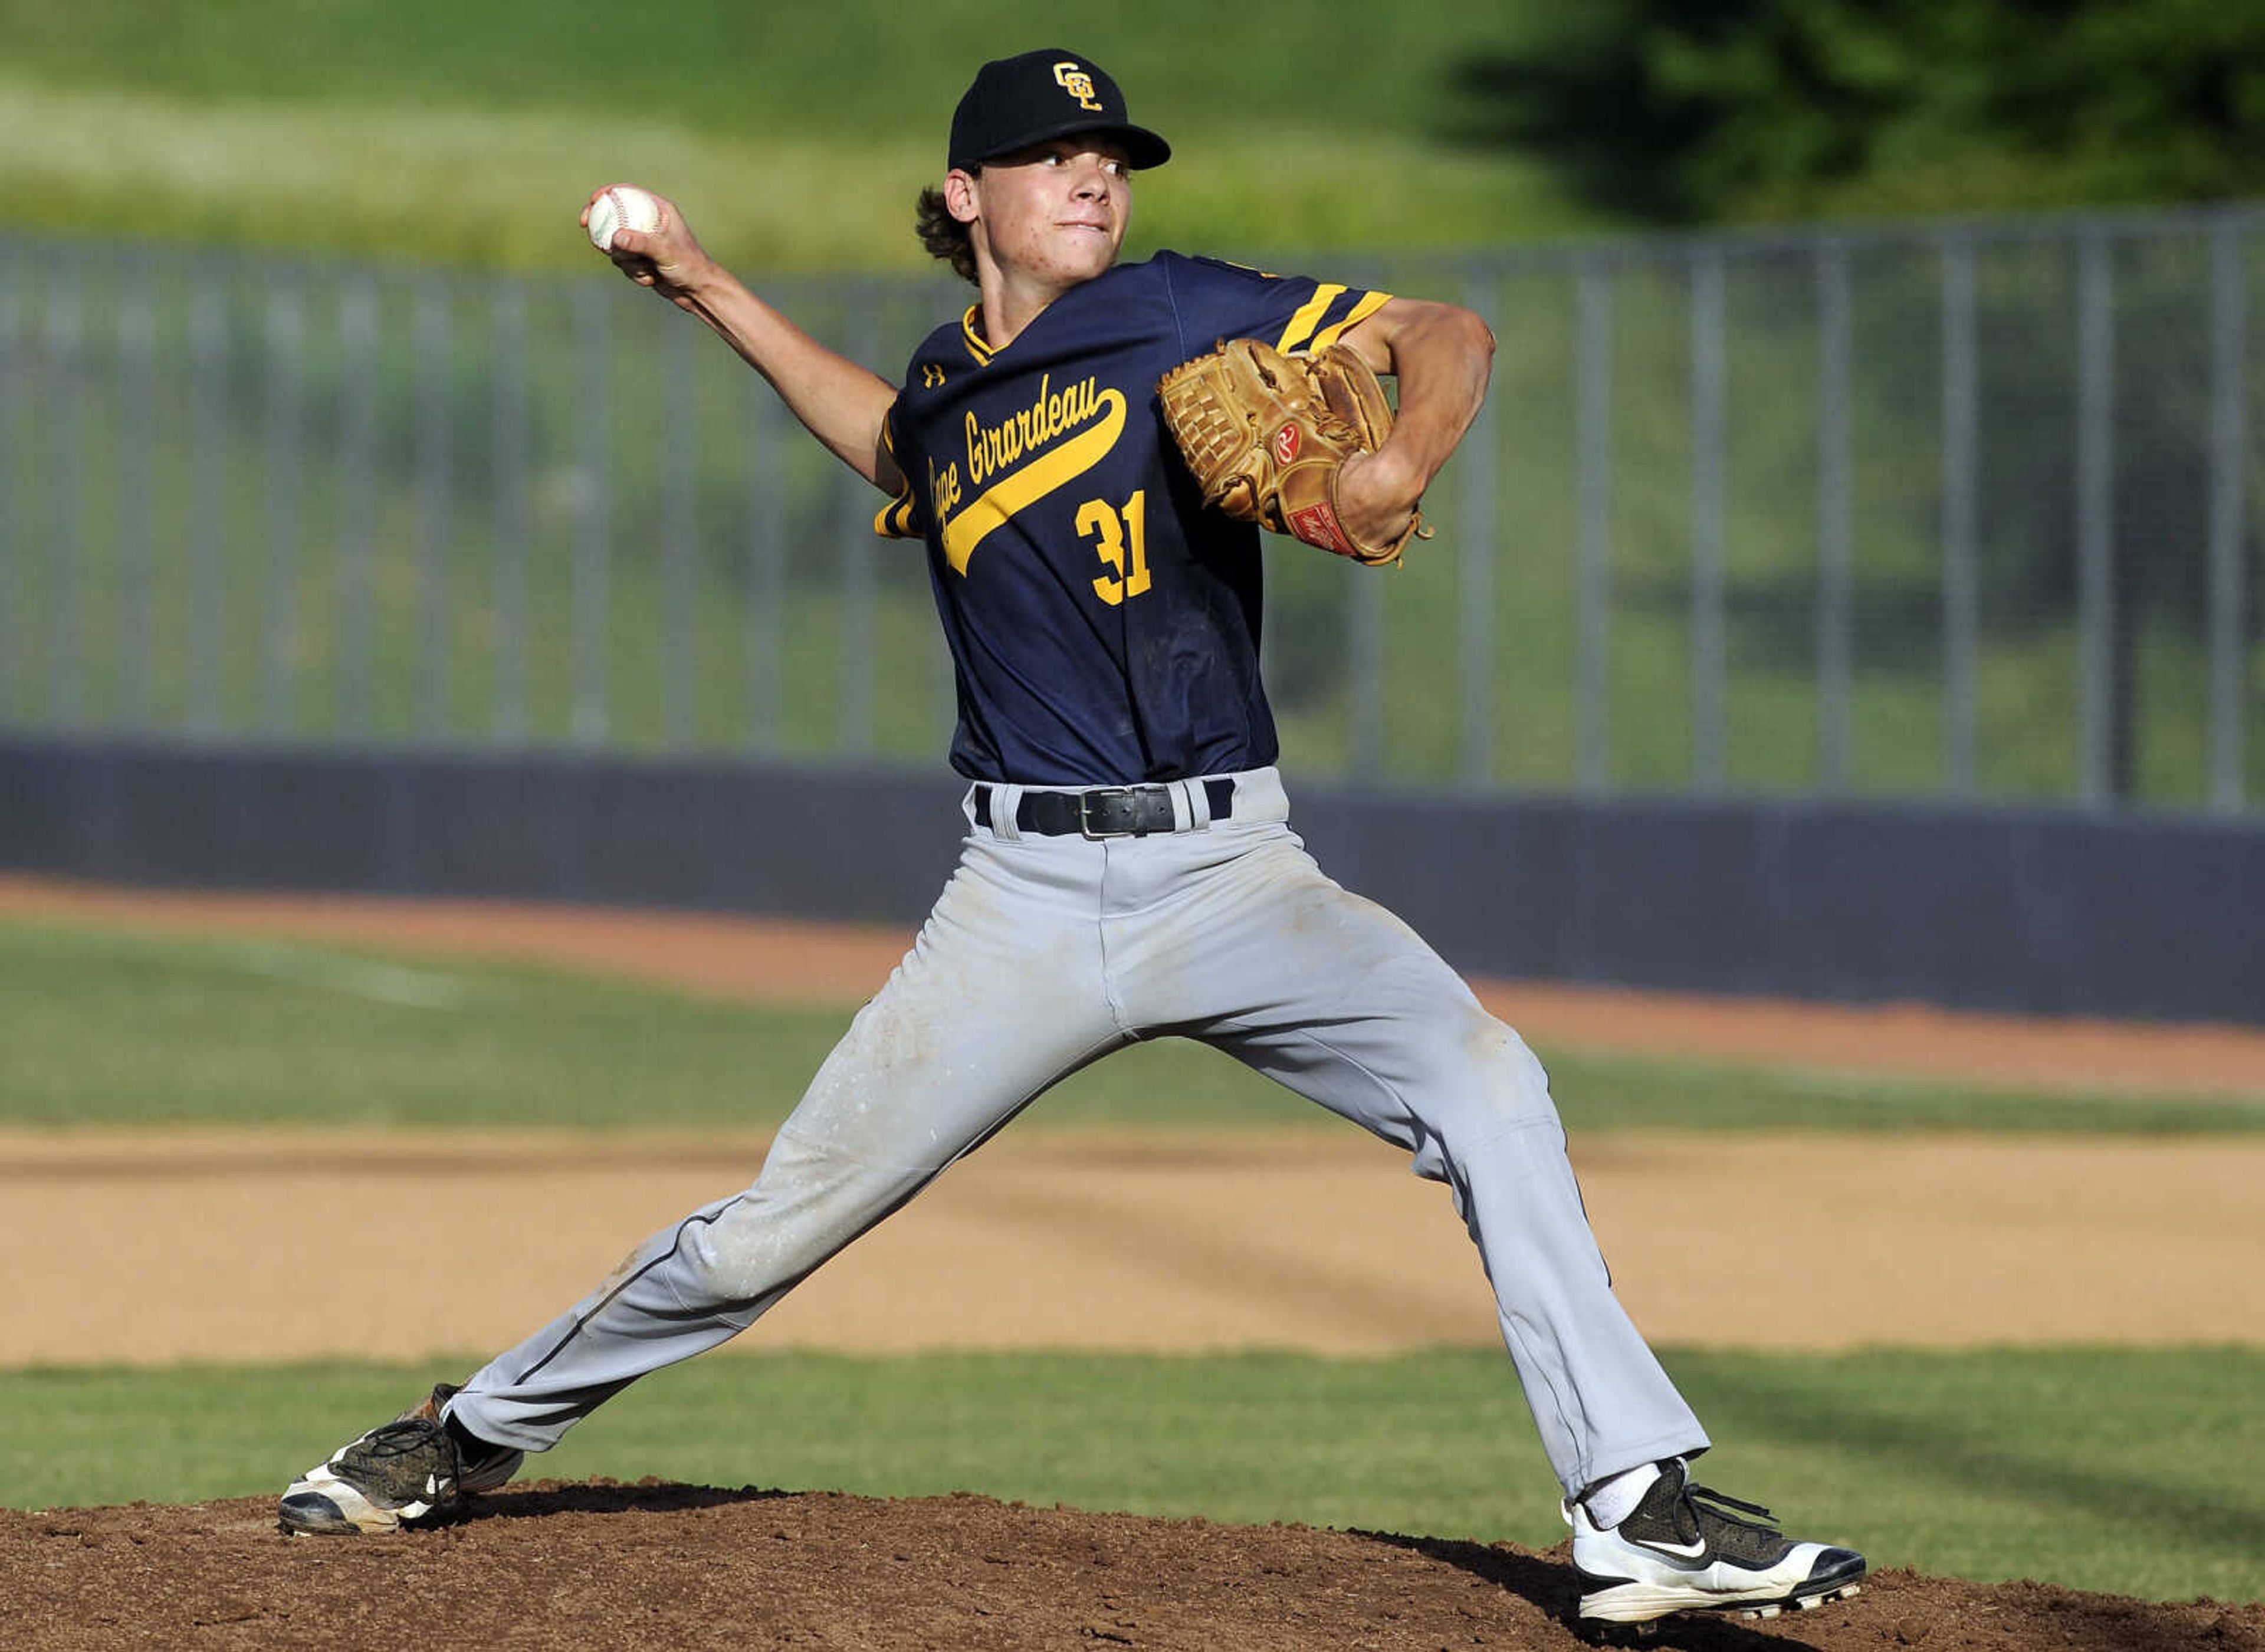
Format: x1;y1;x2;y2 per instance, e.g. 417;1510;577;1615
337;278;379;740
414;275;454;740
836;461;877;758
1459;272;1500;786
663;307;700;751
0;254;18;727
745;375;783;753
2075;226;2117;807
573;283;612;745
263;275;304;737
117;258;156;731
49;275;86;731
838;288;877;758
1348;540;1386;778
2208;215;2248;813
1814;239;1853;793
1689;248;1728;793
1575;257;1614;796
491;281;530;742
1939;232;1979;798
189;272;228;735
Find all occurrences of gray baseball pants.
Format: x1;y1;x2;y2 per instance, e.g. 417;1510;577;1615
448;767;1708;1496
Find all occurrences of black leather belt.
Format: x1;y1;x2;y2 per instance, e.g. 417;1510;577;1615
974;779;1236;838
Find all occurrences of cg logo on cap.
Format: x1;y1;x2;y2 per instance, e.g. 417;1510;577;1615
1053;62;1104;112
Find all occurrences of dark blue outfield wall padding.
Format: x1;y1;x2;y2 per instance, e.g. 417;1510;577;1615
0;738;969;930
4;737;2261;1026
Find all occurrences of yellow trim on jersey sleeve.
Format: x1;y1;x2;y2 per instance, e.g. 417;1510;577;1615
1308;289;1393;354
872;412;921;538
873;494;920;538
1274;285;1345;354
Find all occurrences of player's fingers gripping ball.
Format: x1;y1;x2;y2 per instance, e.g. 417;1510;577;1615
1157;339;1433;567
587;184;664;252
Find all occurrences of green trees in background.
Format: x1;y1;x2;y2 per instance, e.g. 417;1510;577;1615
1451;0;2265;222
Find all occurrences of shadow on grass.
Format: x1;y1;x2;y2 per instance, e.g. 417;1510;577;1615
1677;1353;2265;1578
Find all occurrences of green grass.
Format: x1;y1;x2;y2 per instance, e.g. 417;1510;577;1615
5;915;2263;1133
1538;1047;2265;1134
0;0;1515;138
3;1347;2259;1604
4;75;1597;277
0;0;1607;271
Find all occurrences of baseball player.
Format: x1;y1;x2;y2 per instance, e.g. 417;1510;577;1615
279;49;1865;1633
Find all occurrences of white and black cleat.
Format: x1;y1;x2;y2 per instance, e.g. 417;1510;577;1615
1737;1581;1864;1621
1567;1458;1866;1631
277;1385;521;1537
278;1454;450;1536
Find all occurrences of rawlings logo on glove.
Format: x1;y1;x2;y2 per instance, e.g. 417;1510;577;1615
1156;338;1432;567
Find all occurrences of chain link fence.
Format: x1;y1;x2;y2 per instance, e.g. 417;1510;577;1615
2;206;2259;812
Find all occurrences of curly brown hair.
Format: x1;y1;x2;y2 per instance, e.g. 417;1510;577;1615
915;184;978;285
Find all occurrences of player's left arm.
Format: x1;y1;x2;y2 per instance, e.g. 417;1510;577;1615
1332;298;1497;552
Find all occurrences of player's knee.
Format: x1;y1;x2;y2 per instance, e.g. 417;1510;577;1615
1432;1011;1562;1141
683;1135;927;1303
671;1197;795;1306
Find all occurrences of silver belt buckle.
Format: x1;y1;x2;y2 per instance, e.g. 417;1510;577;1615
1077;786;1139;839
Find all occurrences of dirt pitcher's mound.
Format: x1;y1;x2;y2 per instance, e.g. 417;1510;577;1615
8;1485;2260;1652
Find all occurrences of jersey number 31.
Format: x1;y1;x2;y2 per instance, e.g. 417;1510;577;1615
1081;492;1150;607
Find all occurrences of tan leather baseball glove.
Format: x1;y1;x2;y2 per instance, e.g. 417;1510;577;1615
1157;338;1432;567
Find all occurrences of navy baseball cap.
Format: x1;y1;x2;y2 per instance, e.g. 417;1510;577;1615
947;50;1171;173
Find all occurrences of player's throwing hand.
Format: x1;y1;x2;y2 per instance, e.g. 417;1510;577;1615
579;183;714;311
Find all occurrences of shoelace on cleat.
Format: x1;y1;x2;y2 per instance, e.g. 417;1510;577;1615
337;1416;459;1501
1685;1484;1778;1529
357;1419;445;1461
1672;1483;1797;1566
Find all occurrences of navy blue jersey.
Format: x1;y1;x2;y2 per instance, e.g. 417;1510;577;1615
877;251;1390;785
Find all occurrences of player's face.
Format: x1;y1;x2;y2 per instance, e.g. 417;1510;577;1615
966;140;1132;291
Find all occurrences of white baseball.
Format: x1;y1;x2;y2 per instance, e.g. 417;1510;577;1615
588;185;663;252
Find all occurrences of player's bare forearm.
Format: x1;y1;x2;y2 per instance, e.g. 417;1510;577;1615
672;267;903;491
585;186;903;494
1335;298;1496;544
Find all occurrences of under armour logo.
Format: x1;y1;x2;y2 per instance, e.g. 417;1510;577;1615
1053;62;1104;112
922;363;947;389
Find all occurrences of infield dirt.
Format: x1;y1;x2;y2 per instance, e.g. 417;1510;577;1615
6;1126;2264;1365
6;1483;2261;1651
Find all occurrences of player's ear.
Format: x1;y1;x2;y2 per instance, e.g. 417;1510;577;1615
943;169;980;225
